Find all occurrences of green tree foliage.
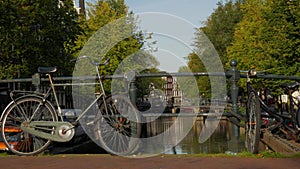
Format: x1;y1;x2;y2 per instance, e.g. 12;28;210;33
186;52;210;96
227;0;300;93
74;0;159;94
201;0;244;65
185;0;243;98
74;0;128;53
176;65;201;107
135;68;165;100
260;0;300;76
0;0;82;78
76;0;144;69
227;0;271;71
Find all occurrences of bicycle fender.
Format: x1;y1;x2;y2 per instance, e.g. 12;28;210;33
0;95;56;123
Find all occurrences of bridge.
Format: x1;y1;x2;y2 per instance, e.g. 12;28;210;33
1;60;300;155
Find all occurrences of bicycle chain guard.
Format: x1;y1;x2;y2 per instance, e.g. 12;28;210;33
20;121;75;142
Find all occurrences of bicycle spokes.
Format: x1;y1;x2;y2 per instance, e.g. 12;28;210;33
93;95;141;156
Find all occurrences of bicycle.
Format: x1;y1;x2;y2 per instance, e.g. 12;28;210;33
0;55;141;156
245;69;300;154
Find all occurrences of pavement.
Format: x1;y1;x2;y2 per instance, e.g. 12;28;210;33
0;154;299;169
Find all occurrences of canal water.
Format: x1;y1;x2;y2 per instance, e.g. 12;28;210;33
51;116;246;155
141;116;246;155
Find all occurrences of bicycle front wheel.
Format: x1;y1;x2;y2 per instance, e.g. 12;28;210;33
245;91;261;154
1;96;57;156
94;95;141;156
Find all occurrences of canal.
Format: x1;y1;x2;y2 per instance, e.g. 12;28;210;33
140;116;246;155
50;116;246;155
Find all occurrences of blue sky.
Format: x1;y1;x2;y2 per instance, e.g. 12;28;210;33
124;0;220;27
83;0;220;27
123;1;221;72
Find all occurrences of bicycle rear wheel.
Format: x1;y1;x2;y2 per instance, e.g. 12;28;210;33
245;91;261;154
94;95;141;156
1;96;57;155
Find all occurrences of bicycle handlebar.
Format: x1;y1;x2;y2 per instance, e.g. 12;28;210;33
246;69;269;78
70;55;110;66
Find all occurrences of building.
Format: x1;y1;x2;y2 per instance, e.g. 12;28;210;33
59;0;83;14
73;0;85;14
162;75;182;108
73;0;81;14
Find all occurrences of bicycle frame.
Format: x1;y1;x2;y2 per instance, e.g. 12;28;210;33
246;70;300;133
44;57;109;127
1;55;143;156
1;56;111;142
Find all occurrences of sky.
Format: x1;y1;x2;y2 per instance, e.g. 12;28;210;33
83;0;220;27
124;0;220;27
123;1;221;72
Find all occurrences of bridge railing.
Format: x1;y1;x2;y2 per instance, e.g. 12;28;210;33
0;60;299;121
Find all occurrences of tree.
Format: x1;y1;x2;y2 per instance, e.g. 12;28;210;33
0;0;82;78
227;0;300;93
135;68;165;100
260;0;300;76
227;0;272;71
73;0;159;94
73;0;128;53
185;0;244;97
186;52;210;96
200;0;244;65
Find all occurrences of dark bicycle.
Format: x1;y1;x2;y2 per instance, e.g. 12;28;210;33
245;69;300;153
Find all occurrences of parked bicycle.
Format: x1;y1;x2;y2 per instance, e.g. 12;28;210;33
245;69;300;153
0;55;141;156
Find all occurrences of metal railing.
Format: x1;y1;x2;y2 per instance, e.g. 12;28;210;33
1;59;299;120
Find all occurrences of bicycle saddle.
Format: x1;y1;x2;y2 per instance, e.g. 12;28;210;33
279;82;299;91
38;67;57;74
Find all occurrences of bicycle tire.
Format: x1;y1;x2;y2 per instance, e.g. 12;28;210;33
1;96;57;156
245;91;261;154
94;95;141;156
296;108;300;129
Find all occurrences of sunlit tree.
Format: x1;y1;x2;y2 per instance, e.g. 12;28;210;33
0;0;82;78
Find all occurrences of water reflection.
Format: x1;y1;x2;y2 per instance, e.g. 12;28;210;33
143;116;246;154
51;116;246;155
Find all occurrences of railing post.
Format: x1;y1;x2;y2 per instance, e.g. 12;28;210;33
32;73;41;92
127;71;137;106
229;59;240;115
228;59;241;153
129;81;137;106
